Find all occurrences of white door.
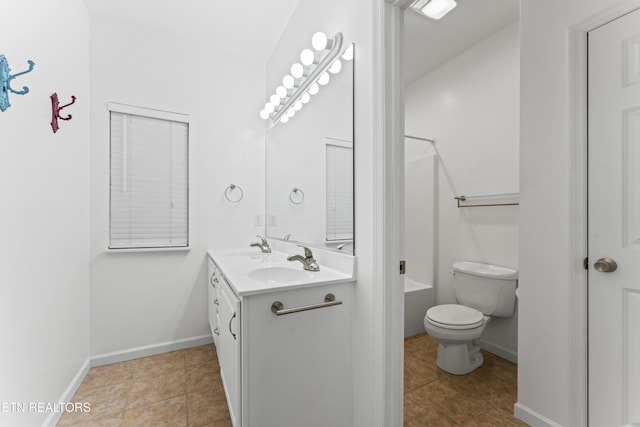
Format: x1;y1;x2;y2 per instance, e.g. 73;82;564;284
589;8;640;427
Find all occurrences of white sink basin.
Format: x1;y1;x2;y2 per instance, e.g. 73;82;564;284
248;266;308;282
209;247;355;296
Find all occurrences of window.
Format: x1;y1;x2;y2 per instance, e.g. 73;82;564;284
108;103;189;249
325;138;353;241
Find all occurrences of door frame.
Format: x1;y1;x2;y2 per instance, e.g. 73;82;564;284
381;0;640;426
377;1;412;425
569;1;640;425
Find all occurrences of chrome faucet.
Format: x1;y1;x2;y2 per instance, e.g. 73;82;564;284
337;241;352;250
287;246;320;271
250;235;271;253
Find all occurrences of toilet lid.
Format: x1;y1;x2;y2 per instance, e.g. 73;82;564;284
426;304;484;330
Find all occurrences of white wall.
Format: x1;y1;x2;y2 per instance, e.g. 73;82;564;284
518;0;633;425
266;1;382;425
88;16;266;358
404;141;436;286
0;1;90;426
405;22;520;358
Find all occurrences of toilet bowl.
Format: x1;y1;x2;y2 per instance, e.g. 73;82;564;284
423;261;517;375
424;304;489;374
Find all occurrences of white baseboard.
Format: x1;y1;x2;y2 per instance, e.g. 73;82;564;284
480;339;518;364
40;336;214;426
42;357;91;427
514;402;563;427
91;334;214;367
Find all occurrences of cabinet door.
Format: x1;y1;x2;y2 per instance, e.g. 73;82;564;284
243;284;353;427
207;259;220;348
218;277;241;427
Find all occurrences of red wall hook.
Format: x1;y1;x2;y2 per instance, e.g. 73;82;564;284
50;92;76;133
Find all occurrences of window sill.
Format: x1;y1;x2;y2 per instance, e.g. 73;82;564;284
106;247;191;254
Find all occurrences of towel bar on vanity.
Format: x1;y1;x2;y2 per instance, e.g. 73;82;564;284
454;193;519;208
271;293;342;316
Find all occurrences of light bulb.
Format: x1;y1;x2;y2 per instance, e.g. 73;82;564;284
312;32;328;51
300;49;315;66
318;72;330;86
300;92;311;104
276;85;287;98
259;109;269;120
283;75;295;89
265;103;275;113
270;94;280;106
329;59;342;74
308;83;319;95
291;63;304;79
294;101;302;111
341;44;354;61
287;109;296;118
281;115;289;123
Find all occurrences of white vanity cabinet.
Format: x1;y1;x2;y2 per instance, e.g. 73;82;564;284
207;252;354;427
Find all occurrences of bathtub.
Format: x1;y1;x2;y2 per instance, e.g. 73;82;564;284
404;277;434;337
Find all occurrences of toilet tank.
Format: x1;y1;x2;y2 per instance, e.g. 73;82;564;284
453;261;518;317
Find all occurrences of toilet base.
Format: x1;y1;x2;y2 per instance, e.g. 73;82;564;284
436;340;484;375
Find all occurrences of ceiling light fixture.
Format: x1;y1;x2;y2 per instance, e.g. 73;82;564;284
260;32;353;125
411;0;457;20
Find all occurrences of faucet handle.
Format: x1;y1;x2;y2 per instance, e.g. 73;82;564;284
256;235;268;245
297;245;314;258
289;246;320;271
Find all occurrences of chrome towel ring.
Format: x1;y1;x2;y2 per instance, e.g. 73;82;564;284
225;184;244;203
289;187;305;204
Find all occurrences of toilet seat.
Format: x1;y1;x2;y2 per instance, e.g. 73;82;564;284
426;304;484;330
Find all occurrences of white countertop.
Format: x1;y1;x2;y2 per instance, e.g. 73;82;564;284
208;245;356;297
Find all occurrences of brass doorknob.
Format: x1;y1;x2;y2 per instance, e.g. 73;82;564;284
594;257;617;273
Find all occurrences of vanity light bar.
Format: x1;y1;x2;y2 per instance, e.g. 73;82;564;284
260;32;352;125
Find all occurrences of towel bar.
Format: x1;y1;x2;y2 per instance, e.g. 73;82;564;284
271;293;342;316
454;193;519;208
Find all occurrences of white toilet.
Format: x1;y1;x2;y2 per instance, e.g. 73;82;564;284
423;261;518;375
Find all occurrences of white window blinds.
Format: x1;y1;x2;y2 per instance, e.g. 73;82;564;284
109;104;189;249
325;140;353;241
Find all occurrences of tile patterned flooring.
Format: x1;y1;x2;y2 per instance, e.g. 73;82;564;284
404;333;526;426
57;345;231;427
58;335;525;426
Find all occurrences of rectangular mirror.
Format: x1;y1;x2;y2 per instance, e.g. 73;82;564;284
265;43;354;254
